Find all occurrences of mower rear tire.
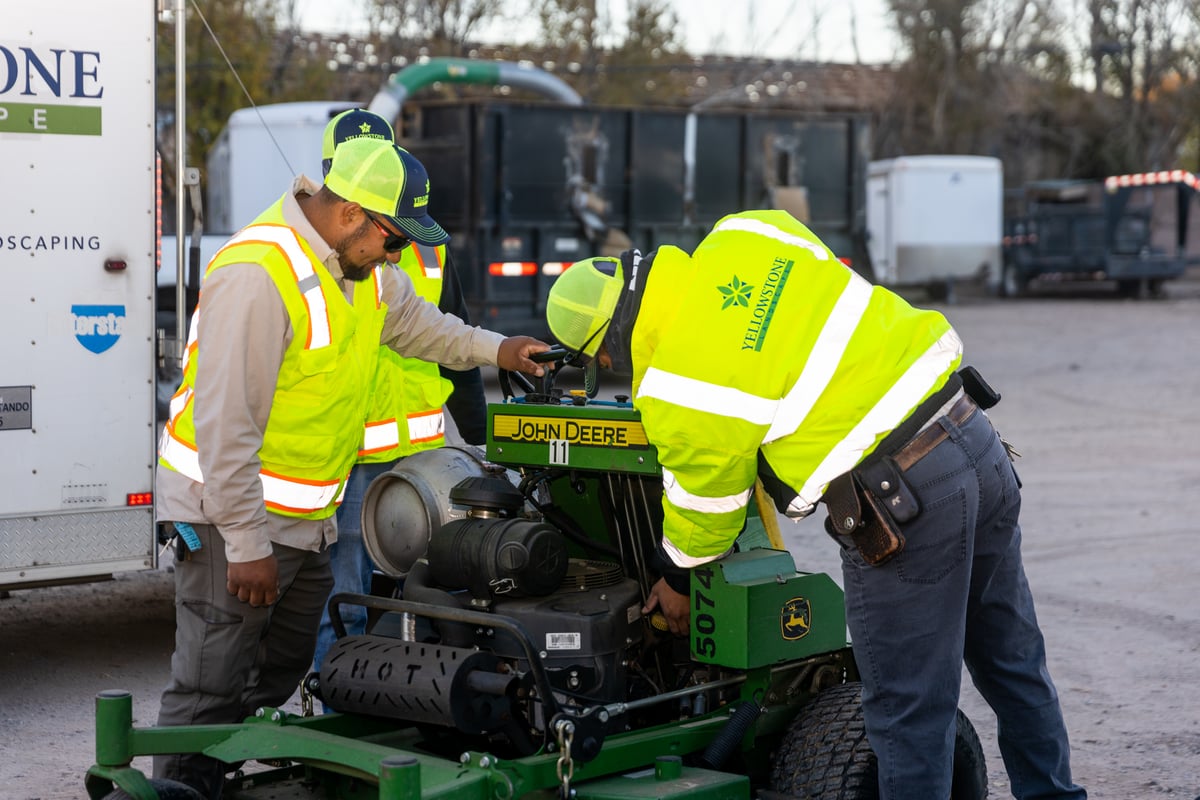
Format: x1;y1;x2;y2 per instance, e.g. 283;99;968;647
102;778;206;800
769;681;988;799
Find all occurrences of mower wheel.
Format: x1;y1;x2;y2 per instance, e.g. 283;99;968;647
769;681;988;799
102;778;206;800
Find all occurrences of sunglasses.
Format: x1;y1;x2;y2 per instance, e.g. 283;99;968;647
363;209;411;252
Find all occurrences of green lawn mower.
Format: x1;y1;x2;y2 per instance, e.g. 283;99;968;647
87;349;987;799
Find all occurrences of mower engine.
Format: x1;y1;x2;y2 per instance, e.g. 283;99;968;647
319;440;656;756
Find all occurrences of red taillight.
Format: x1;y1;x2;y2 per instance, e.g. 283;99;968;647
838;257;853;267
127;492;153;507
488;261;538;276
541;261;573;276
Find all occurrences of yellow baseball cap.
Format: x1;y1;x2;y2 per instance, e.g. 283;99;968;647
325;138;448;246
545;257;624;358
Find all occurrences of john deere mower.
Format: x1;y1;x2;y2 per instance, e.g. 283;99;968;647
87;349;986;800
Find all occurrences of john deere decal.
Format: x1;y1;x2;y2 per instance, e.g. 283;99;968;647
780;596;811;641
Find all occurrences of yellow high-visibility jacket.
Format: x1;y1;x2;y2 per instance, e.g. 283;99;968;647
631;210;962;567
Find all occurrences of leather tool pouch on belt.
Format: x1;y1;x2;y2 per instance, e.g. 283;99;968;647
823;456;919;566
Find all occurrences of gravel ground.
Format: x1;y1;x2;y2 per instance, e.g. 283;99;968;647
2;275;1199;799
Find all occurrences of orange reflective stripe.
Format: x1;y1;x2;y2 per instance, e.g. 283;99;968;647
218;224;333;350
158;425;201;481
411;243;443;279
371;266;384;307
360;417;402;457
407;408;445;444
260;470;344;514
160;425;346;513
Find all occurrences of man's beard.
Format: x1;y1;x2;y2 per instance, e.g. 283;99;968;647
337;222;379;282
342;261;376;282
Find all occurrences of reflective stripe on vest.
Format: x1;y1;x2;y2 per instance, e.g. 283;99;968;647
221;224;333;349
663;466;751;515
787;327;962;517
411;243;443;279
361;417;402;457
159;423;345;515
407;407;445;445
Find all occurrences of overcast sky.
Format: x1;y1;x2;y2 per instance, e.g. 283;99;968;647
293;0;901;65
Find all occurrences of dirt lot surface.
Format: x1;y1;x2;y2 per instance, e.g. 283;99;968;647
2;276;1199;799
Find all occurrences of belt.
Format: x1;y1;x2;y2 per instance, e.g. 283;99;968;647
890;391;978;471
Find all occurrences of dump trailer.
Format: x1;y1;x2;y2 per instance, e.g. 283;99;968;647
87;350;991;800
1001;169;1200;297
0;0;158;590
402;100;871;336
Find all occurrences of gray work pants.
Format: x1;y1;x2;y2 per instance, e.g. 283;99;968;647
153;523;332;800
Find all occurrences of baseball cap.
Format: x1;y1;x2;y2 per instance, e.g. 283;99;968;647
545;257;624;358
321;108;394;176
325;138;449;247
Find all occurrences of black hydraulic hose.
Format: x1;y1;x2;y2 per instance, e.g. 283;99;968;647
537;501;622;559
699;701;763;770
519;469;622;559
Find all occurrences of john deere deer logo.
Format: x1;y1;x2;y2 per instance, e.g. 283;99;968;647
780;597;811;641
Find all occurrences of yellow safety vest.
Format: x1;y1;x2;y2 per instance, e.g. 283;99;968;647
632;210;963;566
159;201;386;518
357;242;454;462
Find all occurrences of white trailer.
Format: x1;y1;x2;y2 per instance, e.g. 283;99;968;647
0;0;158;589
866;155;1003;295
206;101;352;235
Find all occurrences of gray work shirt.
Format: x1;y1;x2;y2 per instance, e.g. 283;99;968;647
156;176;504;563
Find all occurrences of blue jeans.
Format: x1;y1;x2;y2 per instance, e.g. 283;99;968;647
312;460;397;674
839;407;1085;800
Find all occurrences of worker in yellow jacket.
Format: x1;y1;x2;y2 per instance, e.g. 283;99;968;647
544;210;1084;800
311;110;488;675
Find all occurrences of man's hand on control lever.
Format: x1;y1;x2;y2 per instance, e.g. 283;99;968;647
498;336;551;376
643;576;690;636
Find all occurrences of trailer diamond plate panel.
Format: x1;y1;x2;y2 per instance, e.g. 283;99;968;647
0;509;153;572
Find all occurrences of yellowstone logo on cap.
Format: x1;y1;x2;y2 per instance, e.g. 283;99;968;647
413;179;430;208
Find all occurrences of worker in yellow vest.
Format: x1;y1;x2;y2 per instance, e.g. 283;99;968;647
311;110;488;676
544;210;1084;800
154;135;546;798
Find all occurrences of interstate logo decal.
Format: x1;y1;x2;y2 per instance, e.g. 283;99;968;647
71;304;125;353
780;596;811;641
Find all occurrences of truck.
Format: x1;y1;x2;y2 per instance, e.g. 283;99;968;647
398;98;870;336
189;60;871;341
865;155;1002;300
1001;169;1200;297
0;0;158;591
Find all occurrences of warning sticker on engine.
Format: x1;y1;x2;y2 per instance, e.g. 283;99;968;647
546;632;581;651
